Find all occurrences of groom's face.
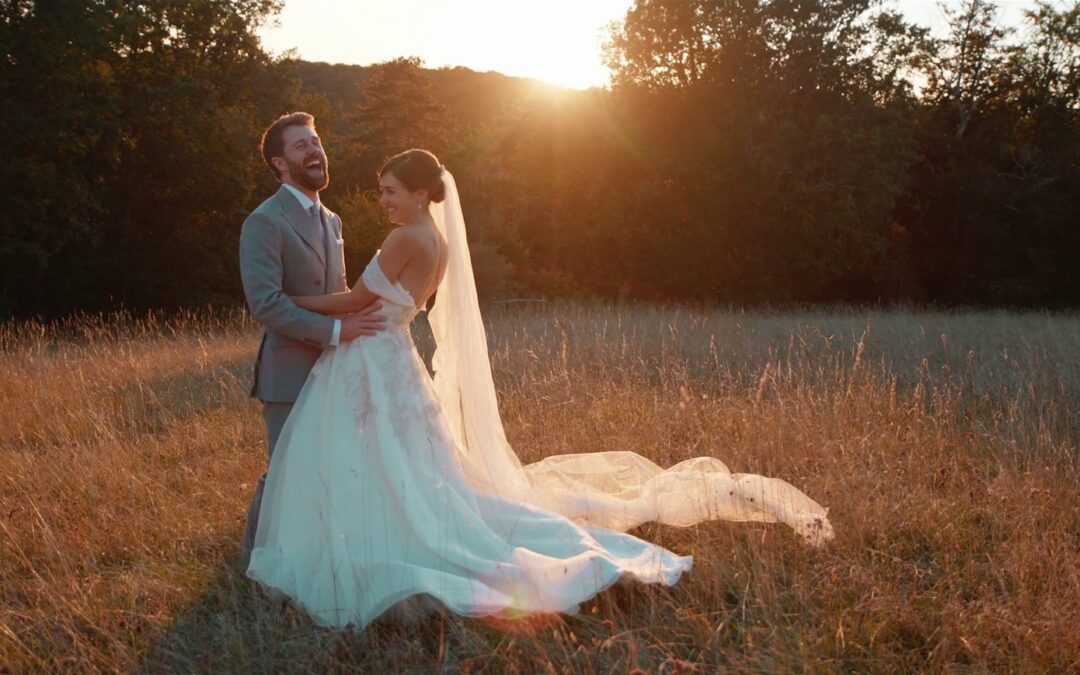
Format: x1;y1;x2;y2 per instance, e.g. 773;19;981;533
276;125;329;192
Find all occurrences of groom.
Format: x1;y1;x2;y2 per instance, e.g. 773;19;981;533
237;112;383;567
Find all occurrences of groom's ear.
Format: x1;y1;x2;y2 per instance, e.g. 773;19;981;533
271;156;287;179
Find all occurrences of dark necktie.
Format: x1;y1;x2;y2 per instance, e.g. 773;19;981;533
309;204;325;248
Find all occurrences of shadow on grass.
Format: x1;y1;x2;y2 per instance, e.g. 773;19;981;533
137;526;705;674
139;558;555;673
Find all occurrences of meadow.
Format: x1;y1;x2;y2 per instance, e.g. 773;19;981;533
1;304;1078;673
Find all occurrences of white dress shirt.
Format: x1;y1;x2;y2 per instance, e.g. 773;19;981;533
282;183;341;347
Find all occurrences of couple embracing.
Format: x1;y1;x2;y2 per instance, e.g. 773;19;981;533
237;112;833;631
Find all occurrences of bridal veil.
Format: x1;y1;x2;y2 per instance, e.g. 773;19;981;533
427;171;833;545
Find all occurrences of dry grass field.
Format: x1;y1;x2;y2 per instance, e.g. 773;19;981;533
1;304;1078;673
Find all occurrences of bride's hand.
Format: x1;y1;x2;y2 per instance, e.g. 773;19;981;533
337;302;385;340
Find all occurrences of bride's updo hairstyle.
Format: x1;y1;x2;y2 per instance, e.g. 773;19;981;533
378;149;446;203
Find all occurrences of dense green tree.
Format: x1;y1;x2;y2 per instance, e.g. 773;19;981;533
0;0;117;312
603;0;920;301
0;0;294;315
901;0;1080;304
338;57;449;188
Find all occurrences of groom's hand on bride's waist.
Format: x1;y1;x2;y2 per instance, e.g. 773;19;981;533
337;302;386;341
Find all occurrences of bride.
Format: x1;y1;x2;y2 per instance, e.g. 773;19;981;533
245;149;833;630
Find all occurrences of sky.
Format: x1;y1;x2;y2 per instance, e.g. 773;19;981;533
257;0;1045;90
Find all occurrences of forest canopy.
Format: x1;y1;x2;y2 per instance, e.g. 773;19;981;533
1;0;1077;316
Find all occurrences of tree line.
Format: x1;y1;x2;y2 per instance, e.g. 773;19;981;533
1;0;1077;316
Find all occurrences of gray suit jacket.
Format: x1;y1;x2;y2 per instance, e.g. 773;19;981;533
239;185;349;403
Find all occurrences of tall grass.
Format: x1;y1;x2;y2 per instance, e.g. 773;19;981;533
2;304;1078;672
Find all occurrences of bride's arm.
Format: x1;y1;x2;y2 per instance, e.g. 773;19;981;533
289;230;416;315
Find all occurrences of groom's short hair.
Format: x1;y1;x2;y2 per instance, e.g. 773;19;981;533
260;112;315;179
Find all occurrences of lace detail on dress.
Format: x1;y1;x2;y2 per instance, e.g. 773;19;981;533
340;346;373;429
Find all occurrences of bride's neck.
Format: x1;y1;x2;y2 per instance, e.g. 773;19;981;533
404;211;434;228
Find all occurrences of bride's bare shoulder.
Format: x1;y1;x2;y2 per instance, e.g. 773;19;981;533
380;227;421;253
372;229;422;277
386;224;443;256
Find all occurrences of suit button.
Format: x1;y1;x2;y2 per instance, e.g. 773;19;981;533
315;279;322;285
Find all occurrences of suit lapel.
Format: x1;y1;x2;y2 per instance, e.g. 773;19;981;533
274;185;326;266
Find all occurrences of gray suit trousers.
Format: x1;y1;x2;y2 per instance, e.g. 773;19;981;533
240;402;293;561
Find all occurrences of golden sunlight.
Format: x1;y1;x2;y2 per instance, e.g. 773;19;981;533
259;0;634;90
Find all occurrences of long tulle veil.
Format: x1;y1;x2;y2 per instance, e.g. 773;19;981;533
428;171;833;545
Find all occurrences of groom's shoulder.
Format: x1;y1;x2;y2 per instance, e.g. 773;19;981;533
251;190;284;217
243;190;285;228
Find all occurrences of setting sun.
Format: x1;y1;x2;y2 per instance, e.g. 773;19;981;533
258;0;633;89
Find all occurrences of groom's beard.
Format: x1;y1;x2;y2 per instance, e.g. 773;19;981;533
286;155;330;191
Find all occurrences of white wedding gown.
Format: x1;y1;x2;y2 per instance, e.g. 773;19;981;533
247;172;832;630
247;258;691;628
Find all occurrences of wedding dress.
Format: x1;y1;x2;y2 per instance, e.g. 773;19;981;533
246;172;832;630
